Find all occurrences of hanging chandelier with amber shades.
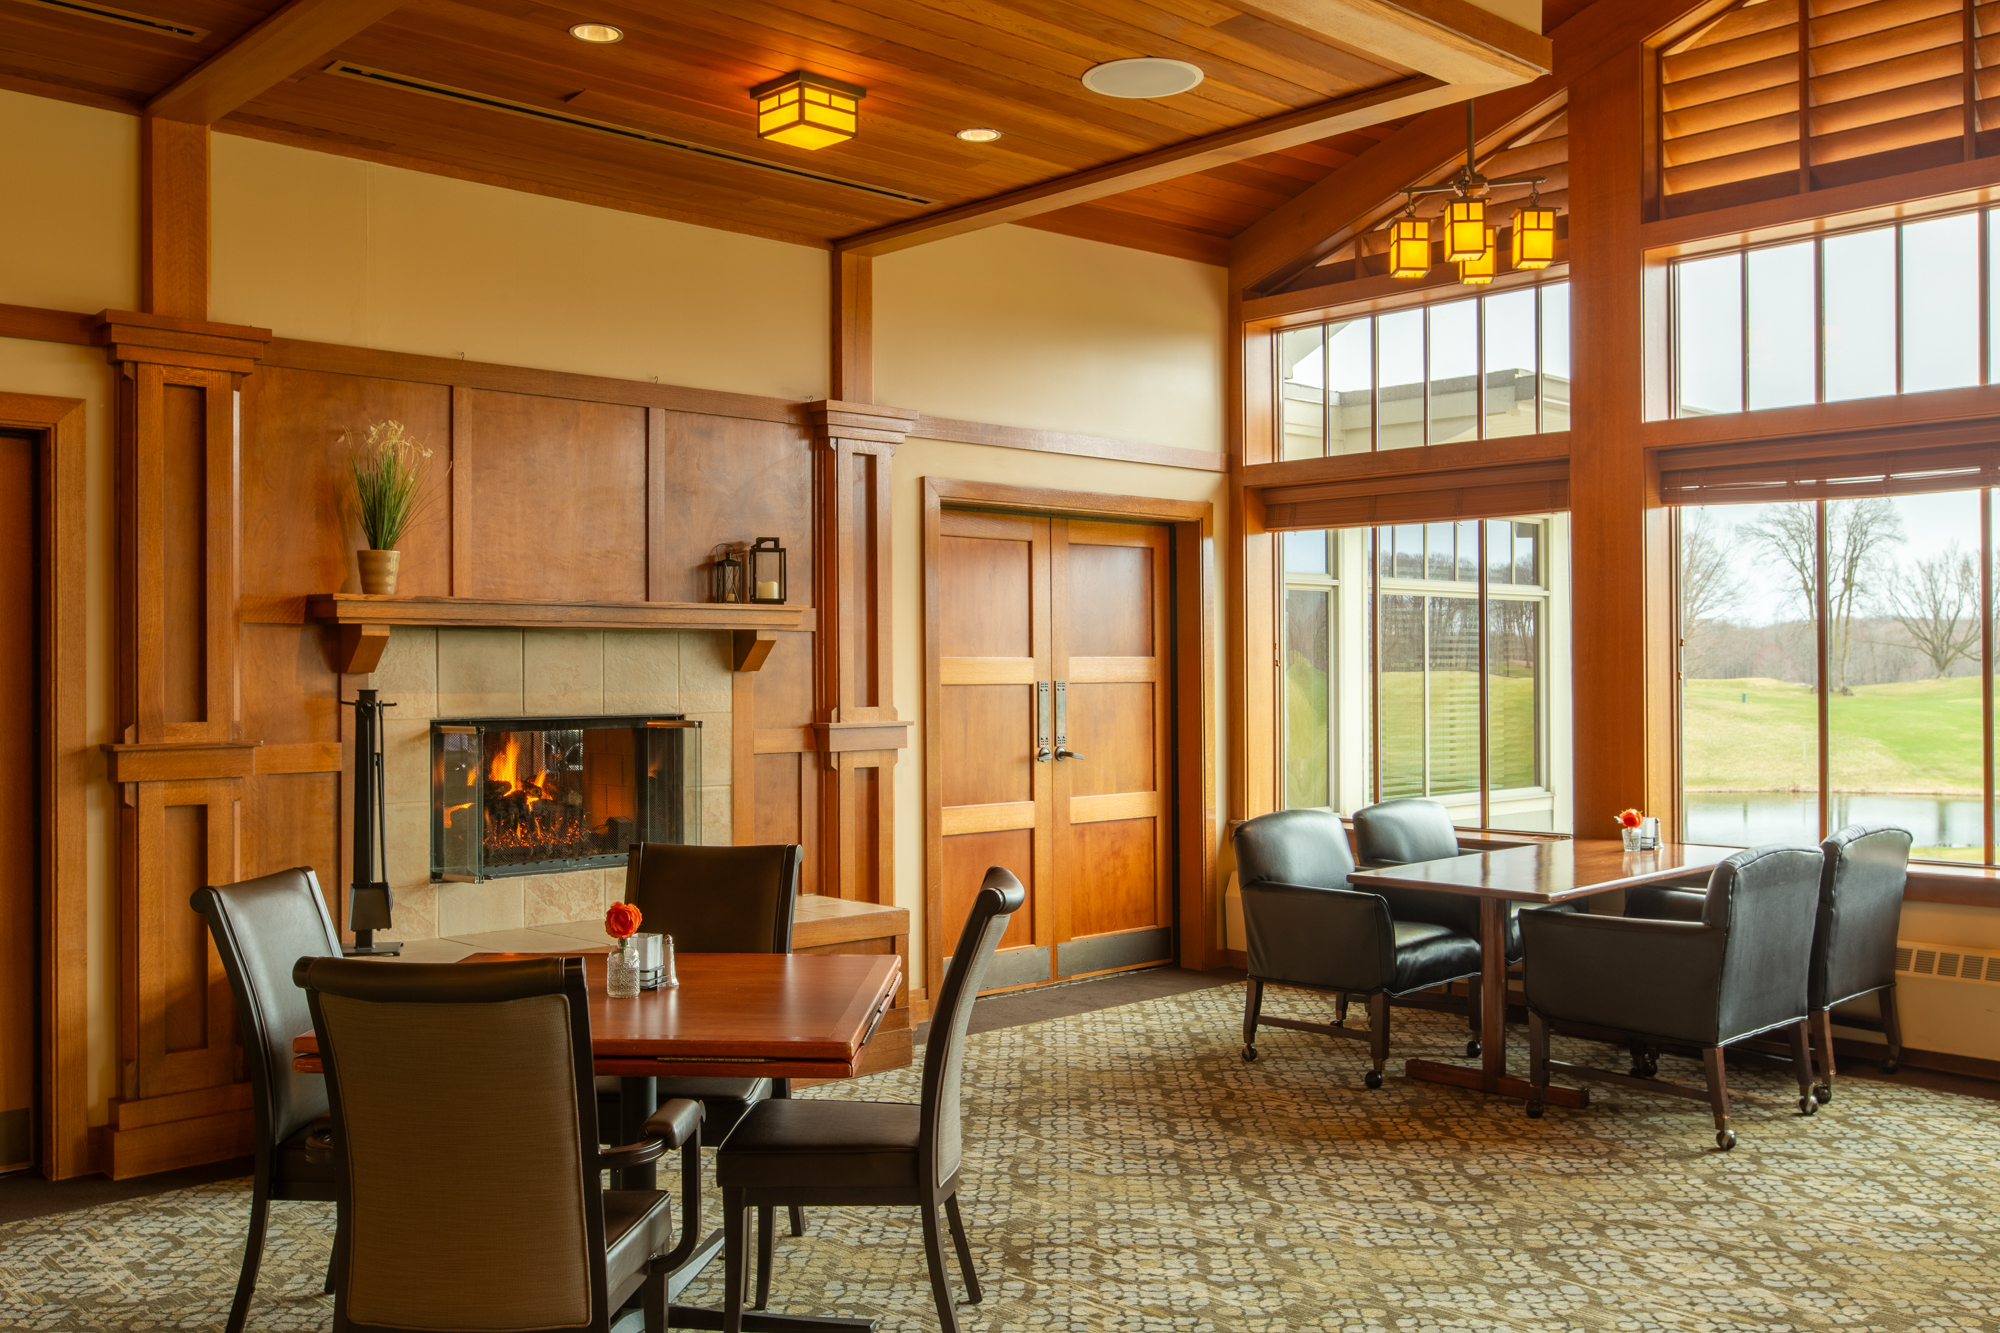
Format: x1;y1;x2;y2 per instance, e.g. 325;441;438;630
1384;99;1559;287
751;71;866;150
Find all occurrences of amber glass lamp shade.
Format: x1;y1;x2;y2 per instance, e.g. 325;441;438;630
1458;229;1497;285
712;548;746;604
1511;207;1557;270
1444;199;1487;263
1389;218;1432;279
749;537;787;604
752;72;864;150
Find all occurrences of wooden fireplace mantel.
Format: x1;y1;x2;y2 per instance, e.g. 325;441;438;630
307;594;807;674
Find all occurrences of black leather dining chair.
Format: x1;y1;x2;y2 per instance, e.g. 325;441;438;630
1520;844;1824;1150
1625;824;1911;1100
712;867;1023;1333
1235;809;1483;1088
605;842;806;1260
191;867;343;1333
297;955;703;1333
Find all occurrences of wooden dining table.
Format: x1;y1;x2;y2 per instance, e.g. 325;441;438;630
1348;839;1735;1107
293;949;902;1333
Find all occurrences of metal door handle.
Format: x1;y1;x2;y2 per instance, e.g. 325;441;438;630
1055;747;1085;762
1053;681;1080;761
1036;681;1052;762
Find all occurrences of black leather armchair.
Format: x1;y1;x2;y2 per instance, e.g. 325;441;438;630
1520;844;1824;1150
190;867;343;1333
1235;809;1483;1089
1808;824;1911;1101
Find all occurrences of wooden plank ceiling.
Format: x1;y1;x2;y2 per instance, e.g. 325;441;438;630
0;0;1530;263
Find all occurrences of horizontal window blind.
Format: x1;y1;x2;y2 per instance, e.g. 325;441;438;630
1659;0;1994;219
1660;437;2000;502
1261;460;1570;529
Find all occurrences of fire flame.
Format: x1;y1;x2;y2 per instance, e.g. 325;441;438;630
442;801;472;828
488;735;557;808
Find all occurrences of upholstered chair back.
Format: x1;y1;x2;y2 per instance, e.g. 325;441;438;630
920;868;1024;1191
1352;798;1460;866
624;843;801;953
192;867;341;1151
1705;844;1824;1041
1233;808;1356;891
298;957;607;1333
1815;824;1911;1008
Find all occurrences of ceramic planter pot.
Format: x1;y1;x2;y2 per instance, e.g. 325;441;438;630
357;548;401;595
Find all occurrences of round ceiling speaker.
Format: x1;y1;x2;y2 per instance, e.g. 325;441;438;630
1081;57;1205;98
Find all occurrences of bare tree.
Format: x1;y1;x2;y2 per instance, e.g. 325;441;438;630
1743;497;1902;691
1677;508;1739;676
1885;543;1980;677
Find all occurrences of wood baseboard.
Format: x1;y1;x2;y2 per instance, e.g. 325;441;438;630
1830;1034;2000;1084
107;1107;253;1181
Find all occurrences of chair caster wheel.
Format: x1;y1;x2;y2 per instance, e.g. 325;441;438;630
1797;1096;1817;1117
1628;1064;1656;1080
1813;1084;1831;1105
1715;1130;1736;1151
1364;1069;1383;1089
1465;1040;1480;1058
1242;1046;1257;1062
1525;1100;1545;1119
1881;1057;1899;1074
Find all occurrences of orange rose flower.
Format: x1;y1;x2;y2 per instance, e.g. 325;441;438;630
605;901;643;939
1616;808;1644;829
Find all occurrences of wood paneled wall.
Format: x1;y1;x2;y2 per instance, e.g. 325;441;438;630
97;324;909;1174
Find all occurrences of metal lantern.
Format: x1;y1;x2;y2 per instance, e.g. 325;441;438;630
1388;218;1431;279
1511;207;1557;270
748;537;787;604
1458;228;1497;285
1444;198;1487;262
751;71;864;150
712;546;746;604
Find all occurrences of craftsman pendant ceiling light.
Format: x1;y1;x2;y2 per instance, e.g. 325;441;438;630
751;71;865;150
1385;99;1560;287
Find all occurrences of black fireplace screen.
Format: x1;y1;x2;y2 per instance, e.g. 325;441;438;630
431;715;700;881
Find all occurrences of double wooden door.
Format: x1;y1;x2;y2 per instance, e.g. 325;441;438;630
932;510;1173;993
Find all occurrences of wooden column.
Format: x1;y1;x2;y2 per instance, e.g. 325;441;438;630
806;401;915;903
1567;51;1677;837
831;252;873;404
139;119;209;321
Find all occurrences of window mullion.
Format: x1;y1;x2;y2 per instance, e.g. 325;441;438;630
1478;522;1491;829
1815;498;1832;841
1985;490;1995;865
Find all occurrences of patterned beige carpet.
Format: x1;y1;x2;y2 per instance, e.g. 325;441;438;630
3;981;1998;1332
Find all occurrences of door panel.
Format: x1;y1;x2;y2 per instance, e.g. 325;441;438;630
937;512;1051;986
1052;520;1172;978
0;431;33;1171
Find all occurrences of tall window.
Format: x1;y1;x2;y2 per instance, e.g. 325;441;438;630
1672;211;1998;417
1277;281;1570;458
1283;517;1571;831
1678;491;1996;865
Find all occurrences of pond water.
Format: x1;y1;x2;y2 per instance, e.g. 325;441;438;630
1682;791;1985;853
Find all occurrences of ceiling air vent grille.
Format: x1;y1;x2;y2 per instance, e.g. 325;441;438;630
1896;939;2000;984
1658;0;1993;219
13;0;207;40
323;62;935;206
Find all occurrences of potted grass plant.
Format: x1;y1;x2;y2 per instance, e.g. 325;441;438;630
347;420;443;595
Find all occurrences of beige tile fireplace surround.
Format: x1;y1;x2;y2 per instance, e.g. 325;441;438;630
369;626;736;942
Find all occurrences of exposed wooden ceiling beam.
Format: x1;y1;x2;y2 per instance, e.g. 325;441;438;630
1231;0;1552;85
838;76;1469;258
146;0;405;125
1230;0;1734;294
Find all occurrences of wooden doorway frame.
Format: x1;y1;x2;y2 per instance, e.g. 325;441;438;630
0;391;90;1179
920;477;1217;1000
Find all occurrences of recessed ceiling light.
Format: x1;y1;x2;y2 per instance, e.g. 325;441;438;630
568;22;623;43
956;127;1002;143
1081;57;1204;98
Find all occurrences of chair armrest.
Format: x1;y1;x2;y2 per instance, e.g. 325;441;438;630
597;1097;703;1171
1242;880;1394;992
643;1097;703;1150
1520;910;1726;1042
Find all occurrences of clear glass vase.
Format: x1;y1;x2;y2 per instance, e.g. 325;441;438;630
606;937;641;998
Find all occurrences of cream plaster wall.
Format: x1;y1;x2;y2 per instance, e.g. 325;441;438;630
886;438;1229;979
874;226;1227;454
0;91;138;313
208;133;829;401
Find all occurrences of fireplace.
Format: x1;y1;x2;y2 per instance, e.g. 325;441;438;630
430;715;700;882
